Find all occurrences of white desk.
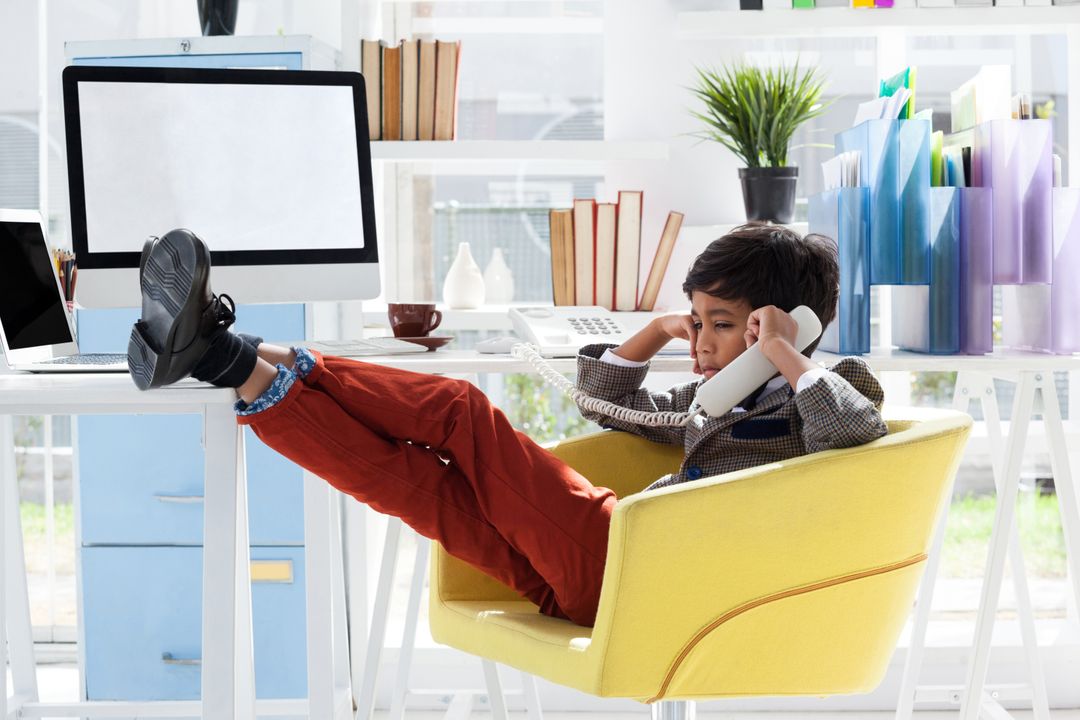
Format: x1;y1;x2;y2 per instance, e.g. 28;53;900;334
0;372;350;720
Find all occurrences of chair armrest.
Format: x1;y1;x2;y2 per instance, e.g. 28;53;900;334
586;410;970;697
431;431;682;604
544;430;684;498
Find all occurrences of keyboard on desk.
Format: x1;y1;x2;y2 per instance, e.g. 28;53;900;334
304;338;428;357
41;353;128;366
22;352;129;373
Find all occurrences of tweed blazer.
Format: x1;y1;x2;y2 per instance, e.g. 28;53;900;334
575;343;889;491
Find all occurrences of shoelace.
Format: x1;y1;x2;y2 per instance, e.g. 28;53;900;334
210;293;237;330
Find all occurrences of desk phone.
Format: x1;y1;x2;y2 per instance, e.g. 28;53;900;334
508;306;690;358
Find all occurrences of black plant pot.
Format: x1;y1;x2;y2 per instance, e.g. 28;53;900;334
197;0;238;36
738;166;798;224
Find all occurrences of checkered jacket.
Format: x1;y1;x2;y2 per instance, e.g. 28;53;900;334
575;344;889;491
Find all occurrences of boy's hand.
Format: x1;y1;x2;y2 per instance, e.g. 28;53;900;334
610;313;700;372
745;305;798;356
746;305;818;390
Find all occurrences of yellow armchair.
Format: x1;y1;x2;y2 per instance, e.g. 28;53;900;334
430;406;971;714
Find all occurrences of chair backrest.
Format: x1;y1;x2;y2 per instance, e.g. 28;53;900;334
586;407;971;700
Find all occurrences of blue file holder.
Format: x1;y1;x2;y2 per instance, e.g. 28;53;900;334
892;188;993;355
835;118;931;285
972;119;1053;284
809;187;871;355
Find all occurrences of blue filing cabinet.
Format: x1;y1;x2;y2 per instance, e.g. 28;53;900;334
67;35;337;701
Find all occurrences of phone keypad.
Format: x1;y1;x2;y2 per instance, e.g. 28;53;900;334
567;317;622;336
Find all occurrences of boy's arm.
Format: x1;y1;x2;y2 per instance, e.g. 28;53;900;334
752;306;887;453
576;329;699;445
790;357;889;453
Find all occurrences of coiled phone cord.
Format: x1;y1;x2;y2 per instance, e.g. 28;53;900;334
510;342;701;428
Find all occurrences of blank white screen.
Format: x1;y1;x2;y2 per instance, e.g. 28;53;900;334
77;81;364;254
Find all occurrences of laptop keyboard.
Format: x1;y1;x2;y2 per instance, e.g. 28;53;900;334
39;353;128;366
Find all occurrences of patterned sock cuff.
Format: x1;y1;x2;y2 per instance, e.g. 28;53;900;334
292;347;317;379
235;363;297;416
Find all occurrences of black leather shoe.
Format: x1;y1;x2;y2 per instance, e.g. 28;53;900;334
127;229;219;390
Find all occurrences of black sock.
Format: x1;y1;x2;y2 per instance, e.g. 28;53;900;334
237;332;264;348
192;329;259;388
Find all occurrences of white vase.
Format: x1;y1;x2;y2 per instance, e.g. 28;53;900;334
483;247;515;304
443;242;486;309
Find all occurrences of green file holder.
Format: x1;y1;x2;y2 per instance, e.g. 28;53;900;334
972;119;1053;284
809;187;871;355
836;118;932;286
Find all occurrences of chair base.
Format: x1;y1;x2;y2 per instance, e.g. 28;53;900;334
652;700;695;720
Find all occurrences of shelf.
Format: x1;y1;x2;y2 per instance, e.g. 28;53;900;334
677;6;1080;38
407;17;603;35
368;140;670;163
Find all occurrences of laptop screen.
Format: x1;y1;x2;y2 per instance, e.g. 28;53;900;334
0;219;75;350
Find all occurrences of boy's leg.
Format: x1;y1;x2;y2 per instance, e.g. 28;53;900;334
296;351;616;626
238;364;597;622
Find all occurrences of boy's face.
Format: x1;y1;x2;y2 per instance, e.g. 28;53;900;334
689;290;753;380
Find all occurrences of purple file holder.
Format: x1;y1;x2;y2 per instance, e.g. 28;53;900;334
972;119;1053;284
1002;188;1080;354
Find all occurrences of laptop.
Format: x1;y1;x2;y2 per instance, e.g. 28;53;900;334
0;209;127;373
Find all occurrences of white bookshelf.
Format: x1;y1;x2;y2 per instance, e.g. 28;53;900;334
677;6;1080;37
368;140;669;162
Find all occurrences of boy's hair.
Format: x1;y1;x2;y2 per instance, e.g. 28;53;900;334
682;222;839;356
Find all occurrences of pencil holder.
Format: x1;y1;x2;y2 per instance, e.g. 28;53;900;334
835;118;931;285
972;119;1053;284
1003;187;1080;353
892;188;959;353
809;187;871;355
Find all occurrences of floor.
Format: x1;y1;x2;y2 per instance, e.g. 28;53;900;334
12;665;1080;719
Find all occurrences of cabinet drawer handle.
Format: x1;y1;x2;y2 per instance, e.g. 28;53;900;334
153;494;204;504
161;652;201;666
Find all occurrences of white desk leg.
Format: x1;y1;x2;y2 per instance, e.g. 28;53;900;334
201;405;255;720
895;372;977;720
331;494;353;719
520;671;544;720
305;469;335;720
388;534;430;720
2;414;38;713
345;500;369;708
355;516;403;720
979;376;1049;720
1037;372;1080;628
959;373;1036;720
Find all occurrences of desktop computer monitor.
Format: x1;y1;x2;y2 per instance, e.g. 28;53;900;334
62;65;379;307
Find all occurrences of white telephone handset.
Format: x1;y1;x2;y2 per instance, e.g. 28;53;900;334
512;305;822;427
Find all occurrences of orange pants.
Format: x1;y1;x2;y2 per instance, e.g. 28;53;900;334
237;352;617;626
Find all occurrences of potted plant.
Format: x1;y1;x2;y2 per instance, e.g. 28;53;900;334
691;61;830;224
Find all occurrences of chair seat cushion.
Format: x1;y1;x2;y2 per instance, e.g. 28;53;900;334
430;600;602;695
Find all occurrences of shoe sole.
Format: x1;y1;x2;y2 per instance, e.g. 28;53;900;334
127;231;210;390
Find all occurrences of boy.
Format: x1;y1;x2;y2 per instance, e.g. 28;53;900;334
127;223;887;628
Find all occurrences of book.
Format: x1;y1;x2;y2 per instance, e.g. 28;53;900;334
434;40;461;141
400;39;419;141
594;203;617;311
360;39;382;140
614;191;642;312
418;40;437;141
638;211;684;312
381;41;402;141
572;199;596;305
549;209;575;306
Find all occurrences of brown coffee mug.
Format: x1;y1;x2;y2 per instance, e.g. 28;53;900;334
388;303;443;338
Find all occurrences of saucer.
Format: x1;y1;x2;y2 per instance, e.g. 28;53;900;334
397;335;454;351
